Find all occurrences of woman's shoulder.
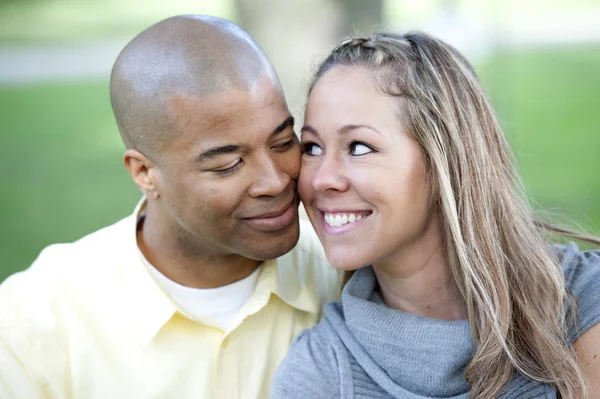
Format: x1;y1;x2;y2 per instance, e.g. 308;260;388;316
555;242;600;342
556;242;600;289
290;302;344;352
271;302;345;398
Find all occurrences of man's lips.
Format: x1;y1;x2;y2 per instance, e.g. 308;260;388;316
242;199;298;232
247;200;295;219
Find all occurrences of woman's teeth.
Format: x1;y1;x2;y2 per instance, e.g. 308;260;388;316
324;213;365;228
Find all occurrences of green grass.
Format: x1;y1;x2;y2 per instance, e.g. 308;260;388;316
384;0;600;29
0;81;141;279
478;45;600;234
0;0;235;45
1;45;599;282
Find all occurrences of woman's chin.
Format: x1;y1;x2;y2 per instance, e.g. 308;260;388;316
325;251;368;271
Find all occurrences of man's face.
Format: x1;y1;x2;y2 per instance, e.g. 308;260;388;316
155;77;301;261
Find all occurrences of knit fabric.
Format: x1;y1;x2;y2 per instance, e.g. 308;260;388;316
272;243;600;398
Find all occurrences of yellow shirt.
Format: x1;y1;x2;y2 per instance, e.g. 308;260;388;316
0;200;341;399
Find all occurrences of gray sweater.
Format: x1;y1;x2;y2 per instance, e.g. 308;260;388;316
272;243;600;398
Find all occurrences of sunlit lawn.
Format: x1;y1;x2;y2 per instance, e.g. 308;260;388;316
1;44;599;281
0;81;141;279
0;0;235;45
479;45;600;233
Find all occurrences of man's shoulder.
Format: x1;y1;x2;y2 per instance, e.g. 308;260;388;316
23;214;132;272
0;215;135;320
72;214;135;253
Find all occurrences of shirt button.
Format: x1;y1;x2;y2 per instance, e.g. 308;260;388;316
221;337;230;349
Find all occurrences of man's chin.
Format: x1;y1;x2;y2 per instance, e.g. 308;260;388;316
246;230;300;261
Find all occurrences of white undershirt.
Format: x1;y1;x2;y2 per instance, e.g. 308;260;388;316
138;248;261;331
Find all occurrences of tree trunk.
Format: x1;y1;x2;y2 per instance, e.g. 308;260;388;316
234;0;383;120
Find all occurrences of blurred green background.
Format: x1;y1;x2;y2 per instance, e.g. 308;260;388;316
1;0;599;281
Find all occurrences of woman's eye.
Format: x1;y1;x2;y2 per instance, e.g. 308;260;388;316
301;142;324;156
213;159;243;176
350;142;374;156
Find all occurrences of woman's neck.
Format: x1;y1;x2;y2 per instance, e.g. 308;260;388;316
372;220;467;321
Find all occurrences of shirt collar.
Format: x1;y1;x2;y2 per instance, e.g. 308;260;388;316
222;258;320;333
271;257;320;315
121;197;319;348
119;197;178;349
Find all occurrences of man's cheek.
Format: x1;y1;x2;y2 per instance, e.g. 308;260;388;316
281;152;301;181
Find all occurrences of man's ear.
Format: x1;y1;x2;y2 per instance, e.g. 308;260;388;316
124;149;161;200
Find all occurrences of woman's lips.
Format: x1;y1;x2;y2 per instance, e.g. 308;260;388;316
319;210;372;235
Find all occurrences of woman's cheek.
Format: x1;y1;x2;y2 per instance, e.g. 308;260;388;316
298;162;316;203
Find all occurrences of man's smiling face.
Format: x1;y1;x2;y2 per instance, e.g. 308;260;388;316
154;76;301;261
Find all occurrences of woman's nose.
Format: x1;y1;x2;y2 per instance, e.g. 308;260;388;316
310;154;350;193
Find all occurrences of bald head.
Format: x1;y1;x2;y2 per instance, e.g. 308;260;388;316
110;15;281;159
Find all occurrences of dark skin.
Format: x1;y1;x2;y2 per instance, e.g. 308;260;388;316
112;16;301;288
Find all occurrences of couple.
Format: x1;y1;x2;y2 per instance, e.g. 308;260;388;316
1;15;599;399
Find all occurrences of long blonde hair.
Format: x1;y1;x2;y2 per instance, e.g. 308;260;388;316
311;32;599;398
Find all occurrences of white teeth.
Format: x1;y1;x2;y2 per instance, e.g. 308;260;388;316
324;212;367;228
334;214;342;225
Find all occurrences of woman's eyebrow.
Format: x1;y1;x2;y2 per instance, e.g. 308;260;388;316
301;124;382;137
338;124;382;135
301;125;320;138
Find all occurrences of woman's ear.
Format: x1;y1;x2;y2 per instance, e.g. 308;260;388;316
123;149;160;200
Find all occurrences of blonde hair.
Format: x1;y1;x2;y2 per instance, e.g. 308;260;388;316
311;32;599;398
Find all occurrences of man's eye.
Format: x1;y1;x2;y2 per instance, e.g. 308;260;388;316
350;142;374;156
213;159;243;175
301;142;323;156
272;137;296;151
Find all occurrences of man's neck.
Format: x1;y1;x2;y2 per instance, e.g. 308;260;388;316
137;208;261;289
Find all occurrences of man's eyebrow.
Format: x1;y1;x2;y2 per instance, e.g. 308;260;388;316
197;116;294;162
197;144;241;161
271;116;295;137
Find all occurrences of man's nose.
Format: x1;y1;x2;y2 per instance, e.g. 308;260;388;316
248;156;291;198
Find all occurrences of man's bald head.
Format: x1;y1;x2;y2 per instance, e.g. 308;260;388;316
110;15;281;160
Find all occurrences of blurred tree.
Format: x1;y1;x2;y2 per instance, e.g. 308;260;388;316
234;0;382;120
334;0;384;36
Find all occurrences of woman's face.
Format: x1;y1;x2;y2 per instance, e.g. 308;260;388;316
299;65;438;270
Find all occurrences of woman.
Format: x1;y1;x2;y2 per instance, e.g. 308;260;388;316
271;32;600;398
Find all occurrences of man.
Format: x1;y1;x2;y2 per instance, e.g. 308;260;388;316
0;15;341;399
